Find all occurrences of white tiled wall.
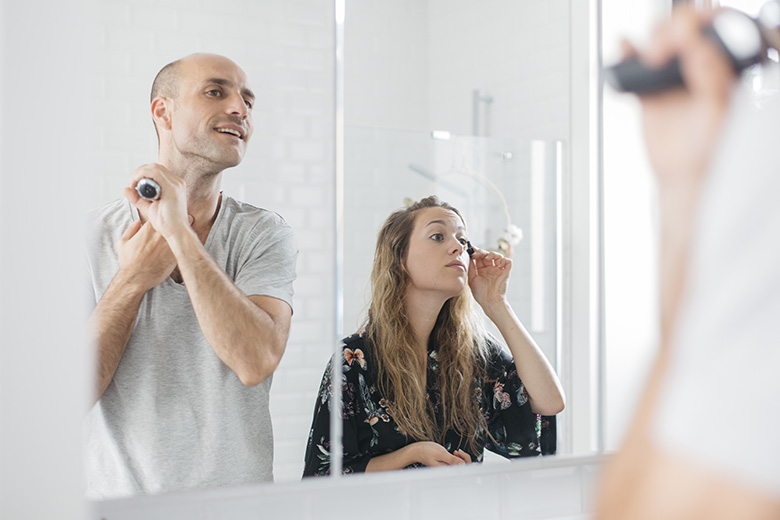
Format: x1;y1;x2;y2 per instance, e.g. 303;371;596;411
344;0;430;131
92;0;335;482
345;0;570;139
427;0;570;140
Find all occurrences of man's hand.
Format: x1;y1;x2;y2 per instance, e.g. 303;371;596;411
124;163;191;241
117;218;177;293
636;7;736;186
631;7;739;345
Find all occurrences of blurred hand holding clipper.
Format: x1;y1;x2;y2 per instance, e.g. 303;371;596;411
604;1;780;94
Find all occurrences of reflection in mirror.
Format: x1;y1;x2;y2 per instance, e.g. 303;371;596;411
341;0;573;463
338;131;563;471
87;0;335;498
306;182;565;475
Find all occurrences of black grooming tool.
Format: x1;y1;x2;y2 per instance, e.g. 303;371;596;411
466;241;475;256
604;7;767;94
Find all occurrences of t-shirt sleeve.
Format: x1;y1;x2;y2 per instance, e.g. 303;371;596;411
234;218;298;309
482;341;543;458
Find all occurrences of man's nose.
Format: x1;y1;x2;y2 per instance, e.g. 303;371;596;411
226;92;249;118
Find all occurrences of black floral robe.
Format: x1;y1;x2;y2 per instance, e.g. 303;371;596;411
302;333;555;476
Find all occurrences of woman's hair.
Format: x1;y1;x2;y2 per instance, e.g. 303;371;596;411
364;195;489;452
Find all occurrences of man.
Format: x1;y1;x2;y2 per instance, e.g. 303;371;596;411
85;54;298;498
595;8;780;519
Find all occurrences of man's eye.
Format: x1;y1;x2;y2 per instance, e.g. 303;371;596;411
206;90;222;97
430;233;443;241
458;237;468;245
244;99;253;109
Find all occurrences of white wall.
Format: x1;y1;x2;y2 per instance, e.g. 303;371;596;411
345;0;571;139
427;0;570;140
344;0;430;131
0;2;93;519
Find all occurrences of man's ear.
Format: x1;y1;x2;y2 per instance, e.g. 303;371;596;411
151;97;173;131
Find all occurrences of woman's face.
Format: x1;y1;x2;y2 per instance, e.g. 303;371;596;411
404;207;470;299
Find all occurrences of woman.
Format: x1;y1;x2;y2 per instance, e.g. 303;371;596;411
303;196;565;475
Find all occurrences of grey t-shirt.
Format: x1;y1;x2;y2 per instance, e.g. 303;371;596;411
85;195;297;499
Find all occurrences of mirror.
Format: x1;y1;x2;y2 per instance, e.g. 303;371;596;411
86;0;589;500
2;0;596;513
88;0;336;495
341;0;577;464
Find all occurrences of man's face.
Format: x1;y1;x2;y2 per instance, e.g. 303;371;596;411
166;55;255;170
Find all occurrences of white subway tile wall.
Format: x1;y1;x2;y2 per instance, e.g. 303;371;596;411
93;0;335;482
345;0;570;139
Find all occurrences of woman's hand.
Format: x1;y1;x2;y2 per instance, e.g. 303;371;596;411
452;449;472;464
365;441;471;472
413;442;471;467
468;247;512;309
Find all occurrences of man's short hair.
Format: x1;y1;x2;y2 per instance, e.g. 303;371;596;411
150;59;181;103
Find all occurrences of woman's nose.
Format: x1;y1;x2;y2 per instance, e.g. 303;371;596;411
450;238;464;254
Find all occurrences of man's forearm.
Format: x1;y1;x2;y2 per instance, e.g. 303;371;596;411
168;228;289;386
657;180;701;349
89;272;146;402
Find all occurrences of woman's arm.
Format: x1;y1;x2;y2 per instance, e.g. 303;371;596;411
469;248;565;416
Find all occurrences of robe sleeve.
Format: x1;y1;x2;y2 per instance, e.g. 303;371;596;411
481;342;544;458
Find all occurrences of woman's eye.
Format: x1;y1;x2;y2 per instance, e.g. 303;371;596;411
430;233;443;241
